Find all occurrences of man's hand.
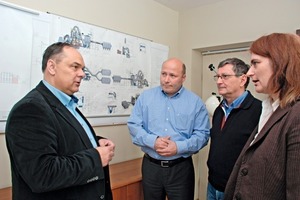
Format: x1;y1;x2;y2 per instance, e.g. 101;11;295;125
96;139;115;167
99;138;115;147
154;136;177;157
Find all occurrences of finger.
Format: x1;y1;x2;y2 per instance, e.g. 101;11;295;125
161;136;171;140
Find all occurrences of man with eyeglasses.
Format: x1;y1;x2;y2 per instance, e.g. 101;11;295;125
206;58;262;200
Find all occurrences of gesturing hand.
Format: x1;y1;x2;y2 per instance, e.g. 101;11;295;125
96;139;115;167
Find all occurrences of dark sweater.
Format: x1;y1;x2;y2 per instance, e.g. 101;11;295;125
207;91;262;192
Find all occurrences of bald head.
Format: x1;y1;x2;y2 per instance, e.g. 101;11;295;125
162;58;186;76
160;58;186;96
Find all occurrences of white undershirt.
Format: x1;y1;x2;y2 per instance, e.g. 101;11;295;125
250;97;279;146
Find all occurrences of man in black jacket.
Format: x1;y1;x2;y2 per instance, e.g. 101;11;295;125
5;42;115;200
206;58;262;200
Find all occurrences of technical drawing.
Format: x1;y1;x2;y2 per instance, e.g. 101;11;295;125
121;94;139;109
77;96;84;108
83;67;111;84
58;26;112;50
122;46;130;58
116;38;130;58
0;72;19;84
108;91;116;99
139;43;146;53
112;70;148;88
117;47;130;58
107;105;117;114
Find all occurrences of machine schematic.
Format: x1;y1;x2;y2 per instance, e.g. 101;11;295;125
56;22;154;116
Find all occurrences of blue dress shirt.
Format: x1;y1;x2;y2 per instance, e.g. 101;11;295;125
221;91;248;118
127;86;210;160
42;80;97;147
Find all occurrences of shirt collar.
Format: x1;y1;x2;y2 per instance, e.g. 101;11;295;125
263;96;280;112
42;80;78;107
272;99;280;111
222;90;248;109
161;86;184;98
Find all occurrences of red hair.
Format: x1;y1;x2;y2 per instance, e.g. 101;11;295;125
250;33;300;108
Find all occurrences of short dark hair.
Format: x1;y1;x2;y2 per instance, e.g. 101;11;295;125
42;42;74;72
182;63;186;75
218;57;250;89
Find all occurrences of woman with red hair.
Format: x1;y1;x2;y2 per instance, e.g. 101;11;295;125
224;33;300;200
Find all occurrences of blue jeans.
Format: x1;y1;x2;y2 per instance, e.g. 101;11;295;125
206;182;224;200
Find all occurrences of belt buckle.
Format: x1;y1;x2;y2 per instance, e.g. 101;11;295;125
161;160;169;168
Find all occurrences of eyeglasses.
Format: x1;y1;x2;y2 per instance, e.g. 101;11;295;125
213;74;240;81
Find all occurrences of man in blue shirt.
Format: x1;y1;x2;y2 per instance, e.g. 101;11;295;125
127;58;210;200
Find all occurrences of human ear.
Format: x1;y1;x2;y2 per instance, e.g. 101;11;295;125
47;59;56;75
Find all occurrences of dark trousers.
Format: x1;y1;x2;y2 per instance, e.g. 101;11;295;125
142;155;195;200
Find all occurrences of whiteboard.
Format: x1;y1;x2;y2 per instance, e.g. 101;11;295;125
0;1;169;132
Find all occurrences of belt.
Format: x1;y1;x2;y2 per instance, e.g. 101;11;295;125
144;154;190;168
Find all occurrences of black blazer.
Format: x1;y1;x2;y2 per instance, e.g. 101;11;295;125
5;81;112;200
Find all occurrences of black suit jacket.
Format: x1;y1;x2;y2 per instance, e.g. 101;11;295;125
5;81;113;200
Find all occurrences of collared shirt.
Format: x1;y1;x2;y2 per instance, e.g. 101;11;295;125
42;80;97;147
221;91;248;118
250;97;279;145
127;86;210;160
258;97;279;132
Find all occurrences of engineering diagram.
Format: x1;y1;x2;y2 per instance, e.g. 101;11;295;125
58;26;112;50
56;24;152;116
82;67;148;88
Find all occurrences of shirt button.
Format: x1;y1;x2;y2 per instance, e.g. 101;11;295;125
100;195;104;199
165;129;167;131
166;118;169;121
240;168;248;176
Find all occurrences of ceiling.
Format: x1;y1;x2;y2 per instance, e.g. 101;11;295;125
152;0;225;12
